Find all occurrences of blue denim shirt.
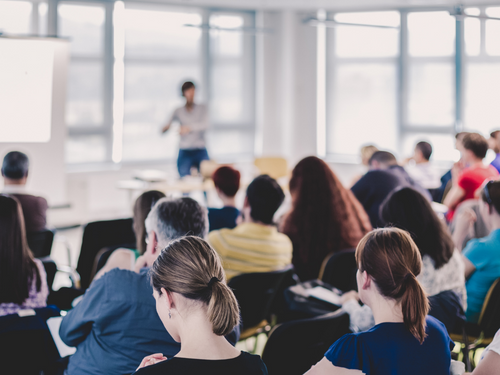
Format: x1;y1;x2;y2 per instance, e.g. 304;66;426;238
60;268;179;375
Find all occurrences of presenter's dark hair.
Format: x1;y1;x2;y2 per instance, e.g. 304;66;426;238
0;195;42;304
181;81;195;96
2;151;29;179
246;175;285;225
368;151;397;166
150;236;240;336
133;190;166;255
356;228;429;344
462;133;489;159
381;187;453;269
212;166;241;198
415;141;432;161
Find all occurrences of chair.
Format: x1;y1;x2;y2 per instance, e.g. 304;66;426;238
228;265;295;340
261;309;351;375
450;277;500;370
76;218;136;289
27;229;55;258
319;249;357;293
0;306;61;375
41;258;58;294
254;157;289;179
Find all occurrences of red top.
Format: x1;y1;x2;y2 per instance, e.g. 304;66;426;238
447;165;499;221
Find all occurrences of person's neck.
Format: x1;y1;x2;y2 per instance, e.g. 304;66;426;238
366;293;404;326
4;178;26;186
175;310;239;360
469;159;485;169
221;196;236;207
185;101;194;110
416;160;429;165
487;214;500;232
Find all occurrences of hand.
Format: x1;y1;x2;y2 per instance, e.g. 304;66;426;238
134;255;148;273
179;125;191;135
161;124;170;134
454;208;477;239
451;161;465;185
340;290;359;305
136;353;167;370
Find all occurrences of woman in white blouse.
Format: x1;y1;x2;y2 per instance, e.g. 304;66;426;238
341;187;466;331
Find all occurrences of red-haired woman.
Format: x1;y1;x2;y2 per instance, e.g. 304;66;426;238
280;156;371;281
306;228;452;375
0;195;48;316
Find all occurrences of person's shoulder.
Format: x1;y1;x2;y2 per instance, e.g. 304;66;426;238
237;352;268;373
98;268;150;298
325;332;364;361
426;315;449;336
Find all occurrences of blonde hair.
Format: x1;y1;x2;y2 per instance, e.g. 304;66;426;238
360;145;379;163
150;236;240;336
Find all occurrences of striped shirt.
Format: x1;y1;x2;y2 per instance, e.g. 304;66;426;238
208;223;293;280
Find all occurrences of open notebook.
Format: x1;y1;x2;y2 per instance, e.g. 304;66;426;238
46;316;77;358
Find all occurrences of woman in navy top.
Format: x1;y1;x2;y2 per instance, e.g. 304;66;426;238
306;228;453;375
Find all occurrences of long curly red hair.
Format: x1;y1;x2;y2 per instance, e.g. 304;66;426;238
280;156;372;281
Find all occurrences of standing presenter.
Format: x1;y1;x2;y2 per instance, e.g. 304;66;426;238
162;81;209;177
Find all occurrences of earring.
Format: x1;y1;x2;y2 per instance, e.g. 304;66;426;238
168;310;172;319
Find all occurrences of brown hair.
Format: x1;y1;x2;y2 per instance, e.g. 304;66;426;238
212;166;241;197
133;190;166;255
462;132;489;159
356;228;429;344
150;236;240;336
281;156;372;281
0;195;41;304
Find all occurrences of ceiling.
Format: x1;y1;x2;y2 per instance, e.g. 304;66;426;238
152;0;500;11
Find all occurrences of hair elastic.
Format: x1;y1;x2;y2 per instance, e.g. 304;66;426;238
403;273;413;282
207;277;220;288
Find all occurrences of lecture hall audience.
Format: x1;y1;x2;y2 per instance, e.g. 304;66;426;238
280;156;371;281
444;132;498;221
93;190;166;280
208;175;292;280
59;197;239;375
208;166;241;231
306;228;453;375
351;150;431;227
1;151;48;233
0;195;48;316
453;180;500;324
134;236;267;375
340;187;466;332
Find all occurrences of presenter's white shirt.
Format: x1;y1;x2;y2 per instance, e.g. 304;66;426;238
169;103;208;150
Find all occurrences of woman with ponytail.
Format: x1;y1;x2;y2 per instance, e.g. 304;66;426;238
306;228;453;375
134;236;267;375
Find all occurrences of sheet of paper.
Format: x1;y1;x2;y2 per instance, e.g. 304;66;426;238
47;316;77;358
306;286;342;306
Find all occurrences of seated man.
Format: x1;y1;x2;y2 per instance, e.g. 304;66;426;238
444;133;499;222
208;166;241;231
1;151;48;233
208;174;292;280
405;141;441;189
60;197;239;375
351;151;431;227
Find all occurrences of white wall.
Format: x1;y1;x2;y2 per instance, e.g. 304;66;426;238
0;38;69;207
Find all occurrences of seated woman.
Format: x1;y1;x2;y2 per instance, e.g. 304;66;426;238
306;228;453;375
341;187;466;331
134;236;267;374
0;195;48;316
208;166;240;232
93;190;166;281
465;329;500;375
453;180;500;323
280;156;371;281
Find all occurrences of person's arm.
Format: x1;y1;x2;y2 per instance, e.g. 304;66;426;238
464;350;500;375
452;208;477;252
59;276;108;347
305;358;365;375
463;255;477;280
443;186;466;210
161;109;178;133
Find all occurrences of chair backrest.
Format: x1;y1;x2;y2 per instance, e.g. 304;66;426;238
0;306;61;375
41;258;57;294
479;277;500;338
76;218;136;289
254;157;288;179
319;249;357;292
228;265;294;330
262;309;351;375
27;229;55;258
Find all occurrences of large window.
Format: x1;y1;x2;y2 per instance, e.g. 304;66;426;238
59;1;255;165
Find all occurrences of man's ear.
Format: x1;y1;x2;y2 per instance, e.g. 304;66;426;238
150;230;159;255
243;196;249;208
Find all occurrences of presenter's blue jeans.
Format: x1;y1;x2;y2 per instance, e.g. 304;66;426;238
177;148;209;177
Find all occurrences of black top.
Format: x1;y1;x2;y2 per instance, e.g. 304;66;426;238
208;206;240;231
351;165;431;228
134;351;268;375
